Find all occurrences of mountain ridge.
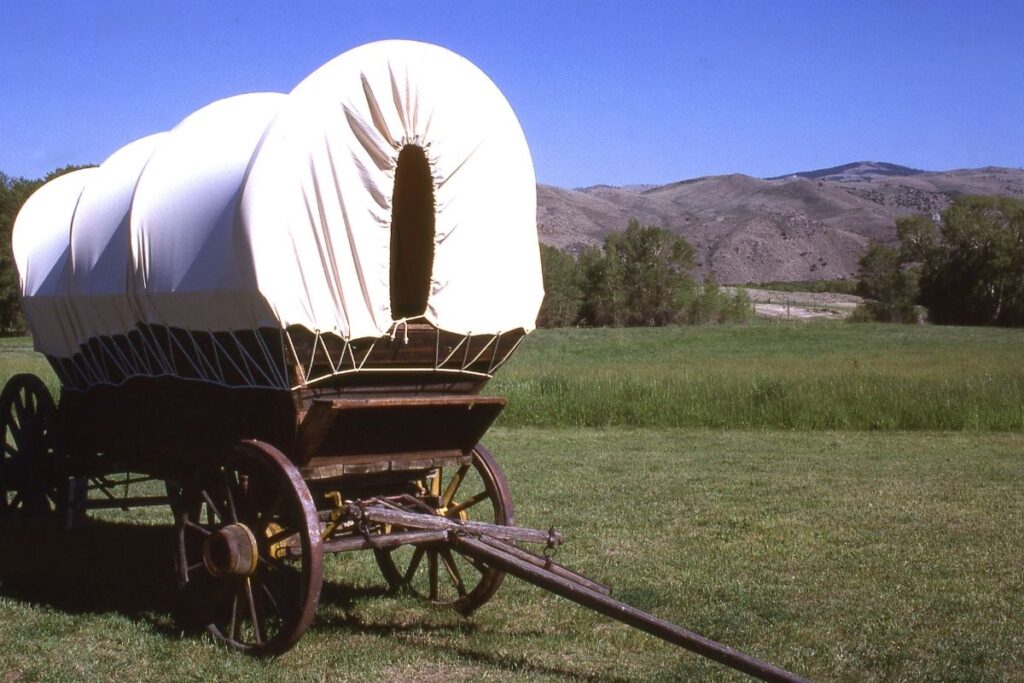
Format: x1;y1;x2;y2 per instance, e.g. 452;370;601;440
766;160;926;182
537;163;1024;284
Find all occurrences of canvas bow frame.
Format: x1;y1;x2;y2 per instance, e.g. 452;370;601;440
48;319;527;393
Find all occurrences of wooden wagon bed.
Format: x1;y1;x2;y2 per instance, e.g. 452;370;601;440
59;378;507;482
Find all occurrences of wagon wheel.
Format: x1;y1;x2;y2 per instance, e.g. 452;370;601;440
0;374;66;518
374;444;514;615
175;440;324;655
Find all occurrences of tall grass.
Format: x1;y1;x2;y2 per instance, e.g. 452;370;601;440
490;323;1024;430
3;324;1022;430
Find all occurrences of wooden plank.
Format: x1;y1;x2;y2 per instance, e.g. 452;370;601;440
61;377;298;471
295;401;339;458
300;450;471;480
338;459;390;475
295;395;506;463
311;395;506;410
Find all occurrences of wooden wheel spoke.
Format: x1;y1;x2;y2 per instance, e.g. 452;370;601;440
439;549;467;597
427;551;439;601
244;577;263;645
441;465;470;507
2;397;15;421
184;519;212;536
257;552;285;570
221;470;240;523
12;394;27;425
7;423;27;455
447;490;490;516
403;546;426;584
257;572;287;618
464;554;489;575
200;490;224;523
229;585;241;642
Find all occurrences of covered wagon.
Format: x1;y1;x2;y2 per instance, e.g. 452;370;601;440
3;40;805;682
9;38;541;653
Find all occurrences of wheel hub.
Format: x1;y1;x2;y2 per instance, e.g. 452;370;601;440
203;523;259;576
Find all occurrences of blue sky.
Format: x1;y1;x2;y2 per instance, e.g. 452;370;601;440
2;1;1022;188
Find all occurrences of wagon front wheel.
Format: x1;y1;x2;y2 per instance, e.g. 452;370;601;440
374;444;514;615
0;374;66;518
175;440;324;655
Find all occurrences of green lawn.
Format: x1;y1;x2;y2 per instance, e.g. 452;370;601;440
490;324;1024;430
1;428;1021;682
0;326;1021;680
0;337;54;390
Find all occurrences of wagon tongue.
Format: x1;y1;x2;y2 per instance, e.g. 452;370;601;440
351;503;810;683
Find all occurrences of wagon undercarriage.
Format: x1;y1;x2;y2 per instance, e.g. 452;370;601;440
0;372;808;682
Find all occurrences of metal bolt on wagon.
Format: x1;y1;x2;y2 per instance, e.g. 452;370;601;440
3;41;805;682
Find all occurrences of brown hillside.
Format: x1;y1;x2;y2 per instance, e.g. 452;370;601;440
537;164;1024;284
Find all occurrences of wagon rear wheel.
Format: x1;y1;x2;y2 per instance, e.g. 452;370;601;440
175;440;324;655
374;444;514;615
0;374;66;518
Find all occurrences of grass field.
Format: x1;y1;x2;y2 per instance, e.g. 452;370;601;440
0;429;1020;681
491;323;1024;430
0;326;1021;681
4;323;1023;431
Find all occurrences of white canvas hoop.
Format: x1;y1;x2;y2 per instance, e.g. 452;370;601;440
14;41;542;392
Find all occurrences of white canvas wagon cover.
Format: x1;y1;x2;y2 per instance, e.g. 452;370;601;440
13;40;543;363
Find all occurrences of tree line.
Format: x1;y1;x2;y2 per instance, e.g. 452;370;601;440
856;195;1024;326
0;173;44;333
538;218;752;327
0;165;91;334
